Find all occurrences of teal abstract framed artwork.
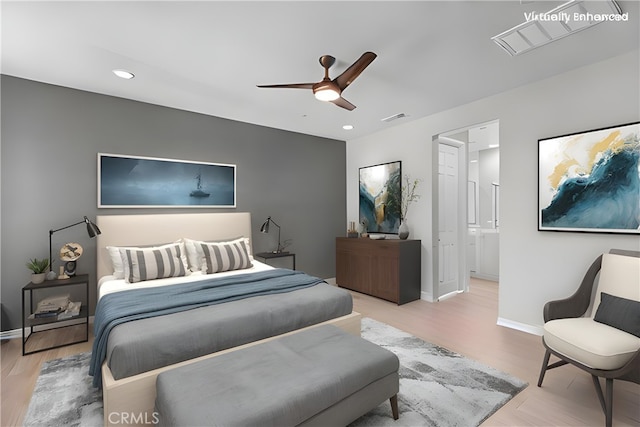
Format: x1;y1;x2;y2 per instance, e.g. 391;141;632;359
359;161;401;234
538;122;639;234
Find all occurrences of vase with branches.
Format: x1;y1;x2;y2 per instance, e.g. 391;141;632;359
399;175;421;239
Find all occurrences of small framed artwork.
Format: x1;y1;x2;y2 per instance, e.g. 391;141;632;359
538;122;639;234
98;153;236;208
359;161;401;234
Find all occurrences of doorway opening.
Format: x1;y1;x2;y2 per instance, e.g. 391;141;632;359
432;120;500;301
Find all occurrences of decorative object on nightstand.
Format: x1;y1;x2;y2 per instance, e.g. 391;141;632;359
48;216;101;278
25;258;49;284
399;174;421;240
58;265;69;280
260;216;286;253
59;242;83;276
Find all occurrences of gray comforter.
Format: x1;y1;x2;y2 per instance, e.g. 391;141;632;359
98;272;352;385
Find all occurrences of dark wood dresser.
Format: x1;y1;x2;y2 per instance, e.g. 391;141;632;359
336;237;421;305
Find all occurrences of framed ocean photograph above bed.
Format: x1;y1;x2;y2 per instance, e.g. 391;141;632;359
538;122;640;234
359;161;401;234
98;153;236;208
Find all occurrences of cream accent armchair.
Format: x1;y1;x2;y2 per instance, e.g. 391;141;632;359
537;249;640;427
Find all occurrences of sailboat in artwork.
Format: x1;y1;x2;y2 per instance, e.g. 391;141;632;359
190;171;210;198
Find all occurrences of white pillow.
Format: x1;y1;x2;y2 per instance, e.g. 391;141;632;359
184;237;251;272
119;242;189;283
106;241;189;279
106;246;128;279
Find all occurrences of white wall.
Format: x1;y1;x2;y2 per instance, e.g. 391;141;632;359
346;50;639;333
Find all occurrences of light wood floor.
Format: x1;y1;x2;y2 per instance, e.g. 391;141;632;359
1;279;638;426
352;278;639;426
1;324;93;426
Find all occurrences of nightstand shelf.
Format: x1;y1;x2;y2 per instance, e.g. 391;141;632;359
22;273;90;355
255;252;296;270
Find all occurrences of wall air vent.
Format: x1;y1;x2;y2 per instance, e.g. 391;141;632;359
381;113;408;123
492;0;622;56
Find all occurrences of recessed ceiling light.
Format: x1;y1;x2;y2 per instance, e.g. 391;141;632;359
343;125;354;130
489;144;499;148
113;69;135;80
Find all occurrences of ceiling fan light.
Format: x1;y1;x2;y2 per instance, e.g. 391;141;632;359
314;88;340;101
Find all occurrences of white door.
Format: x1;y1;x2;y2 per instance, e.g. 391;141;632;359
438;143;459;297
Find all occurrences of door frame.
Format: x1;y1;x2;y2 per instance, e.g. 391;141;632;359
432;134;469;301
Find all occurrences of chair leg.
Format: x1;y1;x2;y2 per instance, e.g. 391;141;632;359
591;375;606;413
537;349;551;387
390;394;399;420
591;376;614;427
605;378;613;427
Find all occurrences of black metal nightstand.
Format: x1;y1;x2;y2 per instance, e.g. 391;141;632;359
254;252;296;270
22;273;89;355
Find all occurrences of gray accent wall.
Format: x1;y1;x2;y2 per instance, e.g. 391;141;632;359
1;75;346;332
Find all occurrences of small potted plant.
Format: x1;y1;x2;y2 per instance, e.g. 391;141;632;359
26;258;49;284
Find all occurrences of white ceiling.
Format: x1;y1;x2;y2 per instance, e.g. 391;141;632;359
2;1;638;141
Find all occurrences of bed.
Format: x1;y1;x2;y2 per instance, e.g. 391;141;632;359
93;212;361;427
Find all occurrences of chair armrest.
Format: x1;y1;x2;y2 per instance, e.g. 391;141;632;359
544;254;603;322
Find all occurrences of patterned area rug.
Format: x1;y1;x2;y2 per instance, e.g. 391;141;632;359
24;318;526;426
23;352;102;427
350;318;527;426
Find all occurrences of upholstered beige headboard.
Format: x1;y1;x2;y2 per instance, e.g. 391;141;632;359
96;212;252;279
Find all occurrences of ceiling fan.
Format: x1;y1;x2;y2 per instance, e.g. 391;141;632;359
257;52;377;111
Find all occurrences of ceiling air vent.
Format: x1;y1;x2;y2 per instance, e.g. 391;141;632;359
492;0;622;56
381;113;408;123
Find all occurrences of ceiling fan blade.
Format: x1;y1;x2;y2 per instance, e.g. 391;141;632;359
256;83;315;89
331;96;356;111
334;52;377;91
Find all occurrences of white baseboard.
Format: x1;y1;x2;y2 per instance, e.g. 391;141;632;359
420;291;435;302
471;272;499;282
437;290;463;301
497;317;543;336
1;328;21;340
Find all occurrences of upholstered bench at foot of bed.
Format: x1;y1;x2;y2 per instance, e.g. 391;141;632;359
155;324;400;426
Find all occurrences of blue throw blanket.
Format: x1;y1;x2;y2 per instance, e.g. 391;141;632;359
89;268;324;388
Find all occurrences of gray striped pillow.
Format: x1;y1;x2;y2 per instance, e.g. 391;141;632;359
200;239;252;274
119;243;188;283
